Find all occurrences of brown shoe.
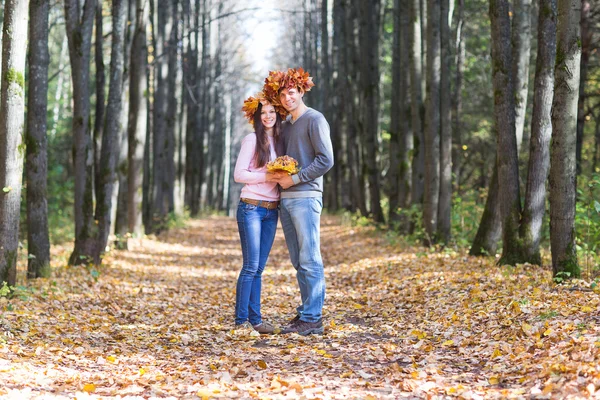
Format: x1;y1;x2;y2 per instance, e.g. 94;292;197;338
281;319;324;335
253;321;278;334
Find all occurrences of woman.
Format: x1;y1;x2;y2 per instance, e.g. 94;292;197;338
233;94;285;334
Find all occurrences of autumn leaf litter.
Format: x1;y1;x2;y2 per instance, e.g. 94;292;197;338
1;215;600;399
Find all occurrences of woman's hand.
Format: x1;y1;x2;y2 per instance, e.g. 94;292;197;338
266;171;287;182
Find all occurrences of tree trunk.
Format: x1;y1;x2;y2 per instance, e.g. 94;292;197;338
511;0;532;152
491;0;522;266
128;0;148;236
575;0;591;175
437;0;452;243
358;0;384;223
549;0;581;278
409;0;425;207
93;0;127;263
520;0;556;265
470;163;502;256
26;0;51;279
65;0;97;266
423;0;441;244
452;0;464;191
0;0;28;285
94;0;105;203
152;0;171;228
114;0;136;237
388;0;401;224
166;0;179;215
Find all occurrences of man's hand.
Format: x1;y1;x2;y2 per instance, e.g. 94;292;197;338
266;171;287;182
276;174;295;189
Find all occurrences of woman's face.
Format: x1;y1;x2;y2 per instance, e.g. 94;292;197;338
261;104;277;129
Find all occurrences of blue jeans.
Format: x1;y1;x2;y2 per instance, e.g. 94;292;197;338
235;201;278;326
280;197;324;323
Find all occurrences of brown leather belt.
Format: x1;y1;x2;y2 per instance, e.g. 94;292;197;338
240;197;280;210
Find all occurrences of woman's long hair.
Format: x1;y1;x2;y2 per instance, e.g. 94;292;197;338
252;102;283;168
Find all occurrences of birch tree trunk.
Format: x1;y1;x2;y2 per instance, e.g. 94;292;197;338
423;0;441;244
65;0;96;266
549;0;581;278
0;0;28;285
520;0;556;265
26;0;50;279
437;0;452;243
128;0;148;236
94;0;128;263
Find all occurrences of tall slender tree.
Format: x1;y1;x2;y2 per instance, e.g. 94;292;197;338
26;0;51;279
423;0;441;243
438;0;452;243
64;0;96;265
511;0;532;151
94;0;128;263
520;0;557;265
0;0;29;285
358;0;385;223
549;0;582;278
127;0;148;235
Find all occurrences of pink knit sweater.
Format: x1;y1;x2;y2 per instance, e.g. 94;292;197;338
234;133;279;201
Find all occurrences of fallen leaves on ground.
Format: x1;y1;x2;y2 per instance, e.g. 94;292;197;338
1;215;600;399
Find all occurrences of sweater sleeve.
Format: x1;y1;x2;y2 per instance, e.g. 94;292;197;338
295;114;334;183
234;134;268;184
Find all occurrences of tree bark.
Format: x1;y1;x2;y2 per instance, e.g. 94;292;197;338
128;0;148;236
26;0;51;279
94;0;105;203
511;0;532;151
423;0;441;244
470;163;502;256
437;0;452;243
491;0;522;266
575;0;591;175
93;0;127;263
549;0;581;278
65;0;97;266
520;0;557;265
409;0;425;207
452;0;464;191
0;0;28;285
358;0;384;223
114;0;136;237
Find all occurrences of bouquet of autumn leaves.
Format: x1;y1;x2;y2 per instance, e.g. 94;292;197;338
267;155;300;175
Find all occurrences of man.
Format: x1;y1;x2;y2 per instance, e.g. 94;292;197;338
266;68;334;335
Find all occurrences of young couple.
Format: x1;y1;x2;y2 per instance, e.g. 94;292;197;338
233;68;334;336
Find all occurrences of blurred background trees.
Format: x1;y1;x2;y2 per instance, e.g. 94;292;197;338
0;0;598;285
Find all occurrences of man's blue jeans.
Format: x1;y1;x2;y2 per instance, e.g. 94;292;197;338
280;197;324;323
235;201;278;326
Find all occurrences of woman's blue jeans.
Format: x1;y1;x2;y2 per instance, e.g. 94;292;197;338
235;201;278;326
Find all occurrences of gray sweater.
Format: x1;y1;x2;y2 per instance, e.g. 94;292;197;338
282;108;334;198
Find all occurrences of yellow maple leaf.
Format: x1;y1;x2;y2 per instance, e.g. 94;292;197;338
442;340;454;347
257;360;268;369
581;306;594;313
489;376;500;385
491;349;502;358
106;355;117;363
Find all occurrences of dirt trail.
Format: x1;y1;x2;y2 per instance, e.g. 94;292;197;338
1;215;599;398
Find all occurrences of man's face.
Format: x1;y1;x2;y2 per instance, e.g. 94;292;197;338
279;87;304;112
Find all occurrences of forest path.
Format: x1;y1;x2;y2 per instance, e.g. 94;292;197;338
1;215;599;398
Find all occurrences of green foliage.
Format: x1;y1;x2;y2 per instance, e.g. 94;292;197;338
575;173;600;278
